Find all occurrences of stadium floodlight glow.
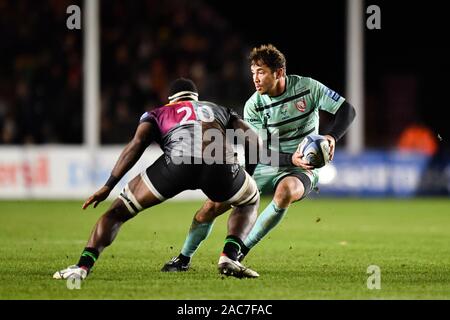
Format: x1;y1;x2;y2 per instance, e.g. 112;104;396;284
318;164;337;185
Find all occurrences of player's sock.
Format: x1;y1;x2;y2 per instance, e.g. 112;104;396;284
180;218;213;258
222;235;244;261
77;247;99;271
243;200;288;250
240;243;250;256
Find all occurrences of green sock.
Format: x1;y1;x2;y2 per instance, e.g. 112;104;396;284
244;200;288;250
77;247;99;270
180;219;214;257
222;235;244;261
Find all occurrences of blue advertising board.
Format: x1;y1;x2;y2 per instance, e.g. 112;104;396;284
316;151;450;197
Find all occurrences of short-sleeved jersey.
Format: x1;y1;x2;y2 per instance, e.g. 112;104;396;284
140;100;240;163
244;75;345;153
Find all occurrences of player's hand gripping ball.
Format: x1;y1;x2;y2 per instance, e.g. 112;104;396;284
297;134;331;168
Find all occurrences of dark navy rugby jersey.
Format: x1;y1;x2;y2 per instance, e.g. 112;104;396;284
140;100;240;164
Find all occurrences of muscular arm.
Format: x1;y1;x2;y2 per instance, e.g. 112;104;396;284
105;122;155;189
82;121;155;210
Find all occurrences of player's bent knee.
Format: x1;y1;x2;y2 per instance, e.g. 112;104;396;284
105;200;135;223
196;200;218;221
195;200;231;222
277;188;303;204
201;200;217;213
275;179;305;206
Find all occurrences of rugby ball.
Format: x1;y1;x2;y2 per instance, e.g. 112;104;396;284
297;134;330;168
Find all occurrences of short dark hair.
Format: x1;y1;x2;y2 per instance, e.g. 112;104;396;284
168;77;199;102
249;44;286;73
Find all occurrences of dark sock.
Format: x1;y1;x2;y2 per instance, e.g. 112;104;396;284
177;253;191;265
77;247;99;270
240;243;250;257
222;235;244;261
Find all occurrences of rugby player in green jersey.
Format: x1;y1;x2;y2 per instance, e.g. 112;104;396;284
162;44;355;273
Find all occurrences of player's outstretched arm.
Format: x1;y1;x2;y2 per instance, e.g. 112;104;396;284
82;122;154;210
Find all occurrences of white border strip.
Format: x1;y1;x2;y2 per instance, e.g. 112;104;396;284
140;172;166;201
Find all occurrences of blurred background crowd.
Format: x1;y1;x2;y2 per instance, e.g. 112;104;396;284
99;0;251;143
0;0;251;144
1;0;82;144
0;0;448;153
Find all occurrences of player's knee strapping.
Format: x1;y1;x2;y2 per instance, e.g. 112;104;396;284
226;172;259;207
140;171;166;201
118;183;143;215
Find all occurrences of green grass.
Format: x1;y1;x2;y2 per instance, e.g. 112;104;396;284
1;198;450;299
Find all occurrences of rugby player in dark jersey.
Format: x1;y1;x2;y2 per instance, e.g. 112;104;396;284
53;78;300;280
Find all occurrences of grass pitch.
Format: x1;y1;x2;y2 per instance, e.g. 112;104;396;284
1;198;450;300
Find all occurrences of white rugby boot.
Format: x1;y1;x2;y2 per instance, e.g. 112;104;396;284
53;265;88;280
218;255;259;278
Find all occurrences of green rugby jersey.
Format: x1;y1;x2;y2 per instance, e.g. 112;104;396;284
244;75;345;153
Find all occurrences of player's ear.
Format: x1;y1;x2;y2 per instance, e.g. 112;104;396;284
275;68;284;79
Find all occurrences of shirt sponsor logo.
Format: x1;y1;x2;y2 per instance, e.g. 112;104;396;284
245;117;259;123
280;105;289;119
295;99;307;112
326;89;341;102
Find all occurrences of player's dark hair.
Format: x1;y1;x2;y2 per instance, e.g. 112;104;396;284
168;78;198;96
249;44;286;73
168;77;199;102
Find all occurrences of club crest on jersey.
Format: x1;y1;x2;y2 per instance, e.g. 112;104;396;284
295;99;307;112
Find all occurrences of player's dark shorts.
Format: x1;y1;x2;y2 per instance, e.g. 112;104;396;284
141;155;258;205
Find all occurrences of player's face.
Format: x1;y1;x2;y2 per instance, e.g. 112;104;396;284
251;62;281;96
